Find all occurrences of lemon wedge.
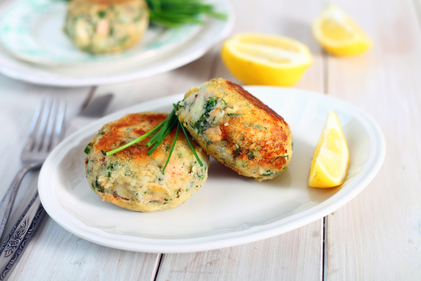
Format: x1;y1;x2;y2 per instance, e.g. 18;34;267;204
312;4;372;56
220;33;313;87
308;111;349;188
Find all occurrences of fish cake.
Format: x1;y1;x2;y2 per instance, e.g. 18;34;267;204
177;78;292;181
64;0;149;54
84;112;209;212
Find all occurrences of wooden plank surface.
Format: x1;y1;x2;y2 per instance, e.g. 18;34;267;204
0;0;420;279
0;81;162;280
156;0;326;280
325;0;421;279
0;76;91;245
157;221;323;281
1;33;219;281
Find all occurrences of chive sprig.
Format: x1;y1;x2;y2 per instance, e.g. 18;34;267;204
106;103;203;172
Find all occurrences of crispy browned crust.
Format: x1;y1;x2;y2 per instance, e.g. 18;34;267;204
86;112;209;212
220;117;290;174
94;112;174;163
212;79;290;172
179;78;292;180
224;80;286;124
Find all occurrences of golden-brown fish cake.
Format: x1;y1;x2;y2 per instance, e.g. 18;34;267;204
64;0;149;54
177;78;292;181
84;112;209;212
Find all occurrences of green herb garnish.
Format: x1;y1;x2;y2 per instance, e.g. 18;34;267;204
276;155;289;160
260;171;275;177
233;145;241;158
227;113;244;117
174;104;203;167
84;143;92;154
162;122;179;172
193;97;218;134
106;119;165;155
146;0;227;28
98;11;106;18
106;103;203;173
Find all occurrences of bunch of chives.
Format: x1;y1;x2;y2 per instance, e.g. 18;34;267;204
145;0;227;28
106;103;203;172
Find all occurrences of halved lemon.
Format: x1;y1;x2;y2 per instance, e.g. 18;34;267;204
308;111;349;188
221;33;313;87
312;4;372;56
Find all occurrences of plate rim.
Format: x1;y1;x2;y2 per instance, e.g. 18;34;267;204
38;86;386;253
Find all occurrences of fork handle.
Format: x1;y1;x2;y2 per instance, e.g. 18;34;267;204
0;193;45;281
0;162;42;240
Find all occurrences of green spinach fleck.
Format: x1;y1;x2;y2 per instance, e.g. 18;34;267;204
194;97;219;133
260;171;275;177
227;113;244;117
98;11;106;18
84;143;92;154
233;145;241;158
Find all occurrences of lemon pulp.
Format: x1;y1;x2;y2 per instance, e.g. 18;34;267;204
221;33;313;86
312;4;372;56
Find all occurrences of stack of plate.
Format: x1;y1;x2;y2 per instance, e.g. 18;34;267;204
0;0;234;86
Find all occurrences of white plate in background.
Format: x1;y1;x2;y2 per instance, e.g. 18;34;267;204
38;87;386;253
0;0;234;86
0;0;202;65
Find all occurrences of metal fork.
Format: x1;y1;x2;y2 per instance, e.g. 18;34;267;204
0;99;66;240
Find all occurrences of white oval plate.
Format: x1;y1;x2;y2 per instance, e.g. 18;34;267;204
0;0;202;66
0;0;234;86
39;87;386;253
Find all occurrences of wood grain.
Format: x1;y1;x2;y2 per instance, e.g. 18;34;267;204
157;221;323;281
10;216;159;280
0;75;96;279
0;76;90;241
157;0;326;280
2;0;420;279
2;38;219;281
325;0;421;279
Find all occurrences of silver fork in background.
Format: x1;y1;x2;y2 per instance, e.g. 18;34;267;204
0;99;66;240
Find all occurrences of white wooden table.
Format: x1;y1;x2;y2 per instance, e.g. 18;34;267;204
1;0;421;279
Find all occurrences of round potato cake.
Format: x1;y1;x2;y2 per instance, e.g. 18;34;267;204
176;78;292;181
84;112;209;212
64;0;149;54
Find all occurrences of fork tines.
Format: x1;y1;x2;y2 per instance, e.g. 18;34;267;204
22;99;66;162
